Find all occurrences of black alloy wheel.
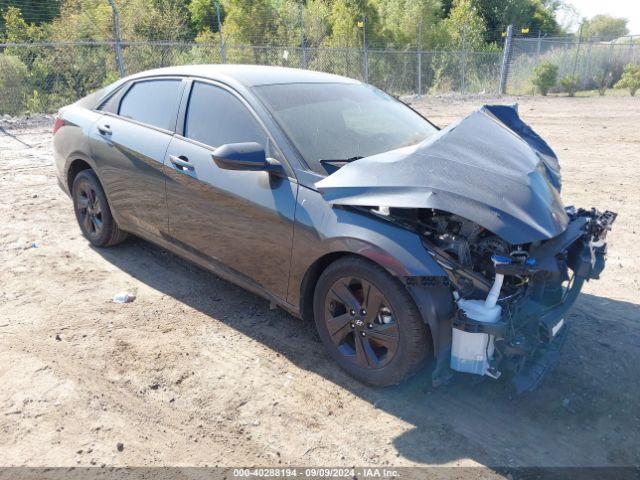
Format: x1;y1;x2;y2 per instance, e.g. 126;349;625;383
77;183;103;238
324;276;399;369
314;256;429;386
72;169;128;247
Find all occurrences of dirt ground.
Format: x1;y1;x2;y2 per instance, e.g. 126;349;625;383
1;95;639;471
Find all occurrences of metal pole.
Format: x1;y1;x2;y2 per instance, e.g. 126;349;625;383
362;15;368;83
460;21;467;93
572;21;584;77
216;0;226;63
499;25;513;95
299;4;307;69
584;38;593;88
536;30;542;60
417;19;422;96
107;0;125;77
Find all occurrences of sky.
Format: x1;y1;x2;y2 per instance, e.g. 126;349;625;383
558;0;640;34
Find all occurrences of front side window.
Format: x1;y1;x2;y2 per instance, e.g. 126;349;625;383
184;82;267;148
253;82;438;175
119;79;182;131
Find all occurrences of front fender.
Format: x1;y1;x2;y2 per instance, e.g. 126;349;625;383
288;186;447;312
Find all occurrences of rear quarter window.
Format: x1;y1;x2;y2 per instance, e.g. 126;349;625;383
118;79;183;131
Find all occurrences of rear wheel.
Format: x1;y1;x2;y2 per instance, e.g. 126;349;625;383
72;169;127;247
313;256;429;386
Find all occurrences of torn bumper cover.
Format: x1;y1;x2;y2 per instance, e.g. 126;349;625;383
450;208;616;392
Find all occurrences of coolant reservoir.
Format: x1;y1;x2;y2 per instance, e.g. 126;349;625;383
450;299;501;376
450;255;508;376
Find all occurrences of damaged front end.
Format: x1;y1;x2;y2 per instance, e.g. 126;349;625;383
315;104;617;392
406;207;615;392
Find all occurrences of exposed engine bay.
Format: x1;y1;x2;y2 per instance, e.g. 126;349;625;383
369;205;617;391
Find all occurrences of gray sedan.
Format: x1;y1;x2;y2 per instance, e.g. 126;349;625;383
53;65;615;390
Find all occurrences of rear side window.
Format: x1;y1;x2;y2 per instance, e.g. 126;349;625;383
185;82;266;148
119;79;182;131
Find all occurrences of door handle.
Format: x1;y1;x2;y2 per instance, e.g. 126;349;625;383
97;123;112;135
169;155;193;171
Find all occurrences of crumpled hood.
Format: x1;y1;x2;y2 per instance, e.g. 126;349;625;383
315;105;569;245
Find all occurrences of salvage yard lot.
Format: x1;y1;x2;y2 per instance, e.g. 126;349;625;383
1;95;639;469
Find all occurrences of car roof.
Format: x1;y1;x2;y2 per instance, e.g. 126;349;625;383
126;64;361;88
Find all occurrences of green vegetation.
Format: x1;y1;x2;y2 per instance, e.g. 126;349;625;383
531;61;558;96
594;69;612;96
0;0;635;113
0;54;28;114
560;75;578;97
582;14;628;41
615;64;640;96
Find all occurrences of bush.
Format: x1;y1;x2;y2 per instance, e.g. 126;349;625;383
560;75;579;97
594;69;613;96
615;64;640;96
532;61;558;96
0;55;29;115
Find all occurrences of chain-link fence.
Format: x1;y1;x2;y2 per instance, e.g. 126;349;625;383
0;40;504;115
2;0;640;115
1;34;638;115
505;34;640;94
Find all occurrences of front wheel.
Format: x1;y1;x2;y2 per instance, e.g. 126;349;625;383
313;256;430;386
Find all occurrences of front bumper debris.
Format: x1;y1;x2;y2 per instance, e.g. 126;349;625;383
449;208;616;392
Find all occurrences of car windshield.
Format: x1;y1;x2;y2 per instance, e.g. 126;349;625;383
253;82;438;175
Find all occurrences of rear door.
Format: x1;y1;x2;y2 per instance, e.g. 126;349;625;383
164;80;298;301
89;78;185;238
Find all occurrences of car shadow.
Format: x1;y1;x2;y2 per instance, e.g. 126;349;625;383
93;237;640;468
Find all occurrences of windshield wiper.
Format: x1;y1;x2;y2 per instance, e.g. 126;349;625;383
319;156;364;164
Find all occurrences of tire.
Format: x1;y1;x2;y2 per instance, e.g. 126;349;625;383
313;255;429;386
72;169;128;247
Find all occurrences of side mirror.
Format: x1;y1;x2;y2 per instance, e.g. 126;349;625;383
212;142;283;174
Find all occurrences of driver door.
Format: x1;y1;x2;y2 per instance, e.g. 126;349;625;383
164;80;297;301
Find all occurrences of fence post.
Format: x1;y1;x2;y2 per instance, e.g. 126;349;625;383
499;24;513;95
216;0;226;63
107;0;125;77
416;19;422;96
583;39;593;88
536;30;542;60
361;15;368;83
572;21;584;77
460;21;467;93
299;4;307;69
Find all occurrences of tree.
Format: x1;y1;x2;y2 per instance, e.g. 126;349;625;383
2;5;49;43
189;0;224;35
583;15;628;41
474;0;561;44
615;64;640;96
221;0;279;46
372;0;444;48
321;0;381;48
0;0;61;34
304;0;331;48
444;0;486;50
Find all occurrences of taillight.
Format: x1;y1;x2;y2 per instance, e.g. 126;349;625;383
53;116;65;135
